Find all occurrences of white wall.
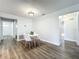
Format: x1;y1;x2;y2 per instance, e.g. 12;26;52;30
33;14;60;46
0;12;32;41
63;13;76;42
33;4;79;46
64;17;76;41
17;17;32;35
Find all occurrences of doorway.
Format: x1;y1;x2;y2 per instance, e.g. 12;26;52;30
59;12;78;46
0;17;17;45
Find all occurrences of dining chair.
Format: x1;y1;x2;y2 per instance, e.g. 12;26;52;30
23;33;32;49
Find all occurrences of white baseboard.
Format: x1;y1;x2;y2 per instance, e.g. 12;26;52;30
64;40;79;46
40;39;60;46
64;39;76;42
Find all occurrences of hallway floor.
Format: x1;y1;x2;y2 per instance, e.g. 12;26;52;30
0;39;79;59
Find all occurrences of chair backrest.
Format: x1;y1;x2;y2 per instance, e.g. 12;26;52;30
23;34;31;41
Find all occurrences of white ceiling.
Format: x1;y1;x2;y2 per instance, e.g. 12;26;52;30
0;0;79;17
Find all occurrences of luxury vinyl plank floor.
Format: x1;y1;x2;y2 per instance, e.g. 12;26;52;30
0;39;79;59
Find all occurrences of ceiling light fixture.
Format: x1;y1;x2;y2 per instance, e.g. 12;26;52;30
28;11;35;16
20;4;40;16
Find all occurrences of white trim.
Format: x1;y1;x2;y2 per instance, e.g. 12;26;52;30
64;39;76;42
40;39;60;46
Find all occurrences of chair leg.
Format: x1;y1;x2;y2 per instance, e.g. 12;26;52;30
28;42;32;49
31;41;33;49
38;40;40;46
34;40;36;48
